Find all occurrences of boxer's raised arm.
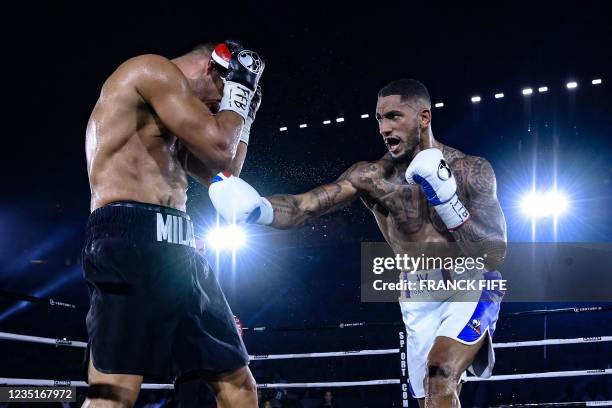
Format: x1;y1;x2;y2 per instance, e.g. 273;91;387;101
133;55;242;169
266;162;373;228
181;142;247;187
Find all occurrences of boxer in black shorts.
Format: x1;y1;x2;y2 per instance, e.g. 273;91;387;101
83;41;264;407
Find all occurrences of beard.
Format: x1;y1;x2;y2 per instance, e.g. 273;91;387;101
390;128;421;163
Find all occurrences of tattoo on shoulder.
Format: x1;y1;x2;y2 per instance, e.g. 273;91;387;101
442;145;466;163
467;157;496;196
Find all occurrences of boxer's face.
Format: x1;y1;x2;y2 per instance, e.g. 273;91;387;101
197;57;224;112
376;95;424;161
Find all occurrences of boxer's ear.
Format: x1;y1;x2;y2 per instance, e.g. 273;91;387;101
419;108;431;129
204;57;214;75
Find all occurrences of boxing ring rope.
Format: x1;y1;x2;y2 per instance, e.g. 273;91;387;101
3;331;612;353
1;330;612;388
2;291;612;405
0;378;400;389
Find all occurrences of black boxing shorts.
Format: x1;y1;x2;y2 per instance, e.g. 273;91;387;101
82;201;249;381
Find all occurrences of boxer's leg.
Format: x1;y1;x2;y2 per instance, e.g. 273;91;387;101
82;351;143;408
207;365;258;408
424;333;487;407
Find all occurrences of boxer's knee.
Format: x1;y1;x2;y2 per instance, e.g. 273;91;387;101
425;360;461;399
211;366;258;407
234;367;257;394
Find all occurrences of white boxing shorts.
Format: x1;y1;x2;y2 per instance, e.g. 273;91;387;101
399;270;503;399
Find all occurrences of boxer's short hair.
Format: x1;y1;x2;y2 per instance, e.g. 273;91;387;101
189;42;216;56
378;78;431;107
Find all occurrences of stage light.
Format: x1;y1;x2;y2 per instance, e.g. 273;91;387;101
494;93;504;99
323;120;331;125
279;127;287;132
521;191;569;218
592;78;602;85
435;102;444;108
299;124;307;128
522;88;533;95
206;225;246;251
336;117;345;122
538;86;548;93
471;96;481;103
566;81;578;89
361;114;369;118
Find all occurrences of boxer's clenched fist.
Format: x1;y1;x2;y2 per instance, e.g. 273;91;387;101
208;171;273;225
406;148;470;230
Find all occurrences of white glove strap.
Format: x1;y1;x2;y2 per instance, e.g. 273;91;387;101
219;81;252;121
257;198;274;225
239;117;253;145
434;194;470;231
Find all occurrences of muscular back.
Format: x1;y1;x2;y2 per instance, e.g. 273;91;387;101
86;56;189;212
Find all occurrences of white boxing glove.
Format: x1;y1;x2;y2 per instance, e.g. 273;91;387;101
208;171;274;225
405;148;470;230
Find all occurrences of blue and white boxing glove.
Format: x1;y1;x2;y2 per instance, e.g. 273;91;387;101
405;148;470;231
208;171;274;225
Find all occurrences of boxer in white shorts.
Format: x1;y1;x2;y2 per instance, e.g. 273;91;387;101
400;269;504;399
209;79;507;407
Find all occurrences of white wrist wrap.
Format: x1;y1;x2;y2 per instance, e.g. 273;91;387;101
257;198;274;225
219;81;252;121
239;117;253;145
434;194;470;231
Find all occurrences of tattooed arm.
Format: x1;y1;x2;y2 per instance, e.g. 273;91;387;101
266;162;372;229
452;156;507;270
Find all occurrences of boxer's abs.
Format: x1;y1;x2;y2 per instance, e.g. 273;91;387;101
86;101;189;212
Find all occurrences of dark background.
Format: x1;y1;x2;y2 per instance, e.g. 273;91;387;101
1;1;611;406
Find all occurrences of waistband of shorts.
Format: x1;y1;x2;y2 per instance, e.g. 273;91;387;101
99;201;190;219
86;201;196;247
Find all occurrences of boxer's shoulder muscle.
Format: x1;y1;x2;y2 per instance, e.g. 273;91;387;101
100;55;186;107
443;146;497;201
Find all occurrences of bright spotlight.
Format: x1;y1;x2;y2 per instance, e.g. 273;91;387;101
521;191;569;218
494;93;504;99
592;78;602;85
566;81;578;89
206;225;246;251
361;114;369;118
323;120;331;125
434;102;444;108
471;96;481;103
336;117;345;123
538;86;548;93
522;88;533;95
279;127;287;132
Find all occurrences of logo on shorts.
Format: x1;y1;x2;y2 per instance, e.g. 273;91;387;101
156;213;196;248
437;159;452;180
468;318;481;335
238;50;264;74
